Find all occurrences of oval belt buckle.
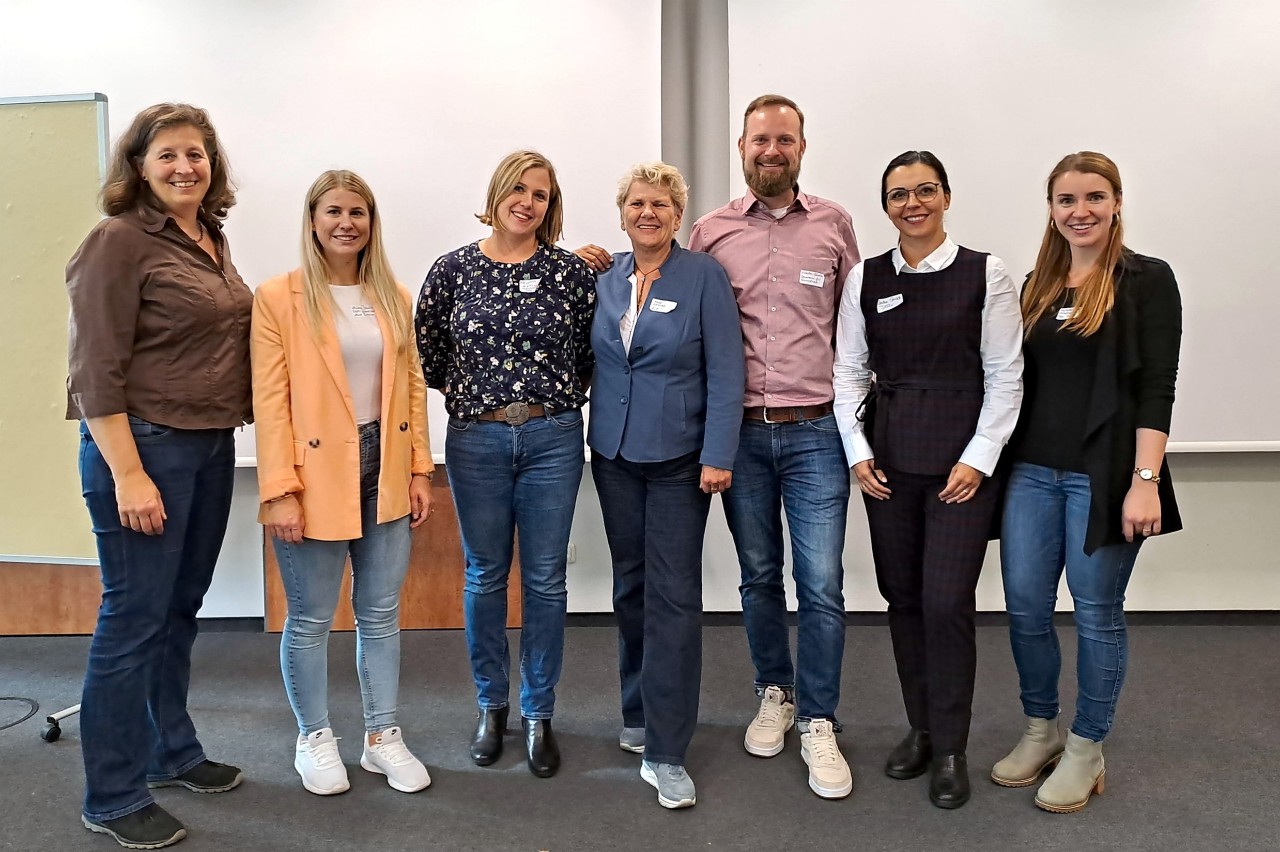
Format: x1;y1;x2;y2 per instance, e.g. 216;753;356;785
503;401;530;425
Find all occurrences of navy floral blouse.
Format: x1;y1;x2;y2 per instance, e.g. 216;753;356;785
415;241;596;418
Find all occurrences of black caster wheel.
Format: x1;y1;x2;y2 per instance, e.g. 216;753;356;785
41;723;61;743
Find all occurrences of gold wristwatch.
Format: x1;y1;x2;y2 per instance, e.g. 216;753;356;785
1133;467;1161;484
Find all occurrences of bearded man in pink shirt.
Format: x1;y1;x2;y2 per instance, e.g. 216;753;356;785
689;94;861;800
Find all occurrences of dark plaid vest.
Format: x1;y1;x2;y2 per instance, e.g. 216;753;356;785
860;246;987;476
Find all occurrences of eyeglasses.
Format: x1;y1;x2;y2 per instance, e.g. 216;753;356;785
885;182;942;207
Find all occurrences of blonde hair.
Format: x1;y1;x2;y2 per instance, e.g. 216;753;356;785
300;170;409;349
476;150;565;245
1023;151;1126;338
615;161;689;214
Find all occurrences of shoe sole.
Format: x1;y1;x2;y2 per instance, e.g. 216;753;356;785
295;758;350;796
884;763;930;781
640;763;696;809
83;816;186;850
360;755;431;793
146;772;242;794
744;719;794;757
1034;771;1105;814
990;753;1063;788
619;742;645;754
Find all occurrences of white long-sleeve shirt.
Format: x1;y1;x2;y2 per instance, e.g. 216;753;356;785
832;237;1024;475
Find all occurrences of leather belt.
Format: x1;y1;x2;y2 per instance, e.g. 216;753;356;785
472;402;548;425
743;402;834;423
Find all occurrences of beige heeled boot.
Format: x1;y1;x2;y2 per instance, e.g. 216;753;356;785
991;716;1066;787
1034;732;1105;813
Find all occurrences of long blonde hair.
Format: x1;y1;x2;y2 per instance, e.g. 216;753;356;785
300;170;409;349
1022;152;1126;338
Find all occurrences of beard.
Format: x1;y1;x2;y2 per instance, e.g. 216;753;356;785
744;158;800;200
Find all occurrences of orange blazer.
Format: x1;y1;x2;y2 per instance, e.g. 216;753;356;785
251;270;433;541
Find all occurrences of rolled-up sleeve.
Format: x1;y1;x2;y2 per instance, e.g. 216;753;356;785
1133;258;1182;433
65;221;141;418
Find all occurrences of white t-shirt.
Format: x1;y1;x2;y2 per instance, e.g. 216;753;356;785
329;284;384;425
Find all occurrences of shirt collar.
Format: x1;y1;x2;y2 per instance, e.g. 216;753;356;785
741;185;811;216
891;235;957;274
134;201;216;236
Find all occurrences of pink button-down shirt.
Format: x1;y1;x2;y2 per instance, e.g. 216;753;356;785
690;189;860;407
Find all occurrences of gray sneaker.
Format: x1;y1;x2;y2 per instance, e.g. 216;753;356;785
619;727;645;753
640;760;696;809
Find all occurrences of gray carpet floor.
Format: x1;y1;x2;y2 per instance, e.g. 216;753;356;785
1;622;1277;852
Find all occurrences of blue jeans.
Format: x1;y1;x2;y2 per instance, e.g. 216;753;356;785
722;414;851;723
592;450;709;766
274;420;411;735
78;417;235;821
1000;462;1142;742
445;409;584;719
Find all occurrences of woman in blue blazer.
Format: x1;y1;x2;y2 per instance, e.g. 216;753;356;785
588;162;745;810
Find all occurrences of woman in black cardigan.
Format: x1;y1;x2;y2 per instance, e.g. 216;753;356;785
992;152;1182;814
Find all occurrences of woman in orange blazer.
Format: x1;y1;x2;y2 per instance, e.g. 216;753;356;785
252;170;434;797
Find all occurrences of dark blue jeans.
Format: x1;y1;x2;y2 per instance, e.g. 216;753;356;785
721;414;851;723
445;410;584;719
592;450;710;766
1000;462;1142;742
78;417;235;821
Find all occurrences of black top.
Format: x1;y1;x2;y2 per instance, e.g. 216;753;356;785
415;241;596;418
1011;289;1101;473
860;246;988;476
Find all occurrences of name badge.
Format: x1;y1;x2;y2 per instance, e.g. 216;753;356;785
519;278;541;293
799;269;825;288
1056;307;1075;321
649;298;678;313
877;294;904;313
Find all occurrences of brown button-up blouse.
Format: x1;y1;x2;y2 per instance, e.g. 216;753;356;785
65;203;253;429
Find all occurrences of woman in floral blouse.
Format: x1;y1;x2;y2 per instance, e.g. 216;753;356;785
415;150;595;779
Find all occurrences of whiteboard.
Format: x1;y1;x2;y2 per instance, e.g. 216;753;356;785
727;0;1280;446
0;0;661;466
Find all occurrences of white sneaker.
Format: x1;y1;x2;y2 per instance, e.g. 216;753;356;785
295;728;350;796
361;726;431;793
800;719;852;799
744;686;795;757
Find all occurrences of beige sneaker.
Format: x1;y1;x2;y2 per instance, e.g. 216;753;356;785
800;719;853;799
744;686;795;757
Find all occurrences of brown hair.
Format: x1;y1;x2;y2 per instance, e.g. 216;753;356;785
299;170;409;349
741;94;805;140
100;103;236;219
476;150;565;245
1023;152;1126;338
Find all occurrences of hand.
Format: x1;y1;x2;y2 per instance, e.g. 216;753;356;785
116;469;167;535
853;459;891;500
701;466;732;494
938;462;984;504
1122;481;1161;542
409;474;434;529
574;244;613;273
266;495;305;543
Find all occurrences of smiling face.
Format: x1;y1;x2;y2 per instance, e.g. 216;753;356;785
738;104;805;202
620;180;682;254
884;162;949;243
494;166;552;239
1050;169;1122;252
137;124;210;216
311;187;371;268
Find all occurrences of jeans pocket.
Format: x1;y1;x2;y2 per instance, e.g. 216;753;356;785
126;414;172;441
803;413;840;433
447;416;474;433
548;409;583;429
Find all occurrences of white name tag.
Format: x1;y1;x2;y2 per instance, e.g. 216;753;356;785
877;294;904;313
649;298;678;313
1056;307;1075;321
519;278;541;293
799;269;825;288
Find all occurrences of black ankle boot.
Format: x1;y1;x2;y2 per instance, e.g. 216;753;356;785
885;728;932;780
929;751;971;809
470;706;508;766
523;717;560;778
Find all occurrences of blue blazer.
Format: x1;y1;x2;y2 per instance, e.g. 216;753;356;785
588;242;745;470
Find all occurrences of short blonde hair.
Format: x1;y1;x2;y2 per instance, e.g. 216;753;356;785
614;162;689;215
476;150;564;245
